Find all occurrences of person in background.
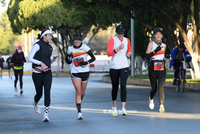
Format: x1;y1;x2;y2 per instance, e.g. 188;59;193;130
65;33;96;120
169;43;192;85
11;46;26;94
145;28;167;114
28;28;59;122
107;24;132;117
6;54;14;79
0;53;5;79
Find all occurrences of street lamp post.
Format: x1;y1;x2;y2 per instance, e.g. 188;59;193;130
131;11;135;77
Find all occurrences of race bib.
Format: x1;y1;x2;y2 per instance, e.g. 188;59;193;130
154;62;164;71
74;57;84;67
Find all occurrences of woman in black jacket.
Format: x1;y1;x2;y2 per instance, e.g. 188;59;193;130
11;46;26;94
28;28;59;122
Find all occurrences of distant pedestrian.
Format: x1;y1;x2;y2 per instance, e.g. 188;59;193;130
6;54;14;79
0;53;5;79
65;33;96;120
145;28;167;114
28;28;59;122
107;25;132;117
11;46;26;94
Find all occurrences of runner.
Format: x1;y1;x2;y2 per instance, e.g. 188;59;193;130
107;25;132;117
0;53;5;79
145;28;167;114
65;33;96;120
6;54;14;79
28;28;59;122
11;46;26;94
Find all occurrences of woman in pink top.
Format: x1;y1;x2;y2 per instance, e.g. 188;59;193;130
107;25;132;117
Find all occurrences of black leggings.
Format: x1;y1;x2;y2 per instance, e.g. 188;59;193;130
148;63;166;105
32;71;52;107
14;69;23;89
110;67;129;102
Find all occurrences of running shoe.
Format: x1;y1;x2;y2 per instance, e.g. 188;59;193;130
111;106;117;117
20;90;23;95
149;97;155;110
121;107;127;116
32;101;41;114
14;87;18;93
42;113;49;122
77;112;83;120
159;105;165;114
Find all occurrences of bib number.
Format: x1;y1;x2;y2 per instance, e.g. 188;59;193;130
154;62;164;71
74;57;84;67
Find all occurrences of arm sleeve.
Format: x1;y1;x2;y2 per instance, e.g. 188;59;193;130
23;52;26;62
107;38;115;57
145;52;154;60
28;44;41;65
65;53;72;64
127;38;132;52
87;50;96;63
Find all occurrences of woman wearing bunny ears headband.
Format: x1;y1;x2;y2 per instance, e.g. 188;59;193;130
11;46;26;95
28;28;59;122
145;28;167;114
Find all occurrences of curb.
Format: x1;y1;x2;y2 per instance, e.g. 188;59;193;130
101;76;200;91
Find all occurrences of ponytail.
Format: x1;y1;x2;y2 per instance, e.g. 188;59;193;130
37;34;41;39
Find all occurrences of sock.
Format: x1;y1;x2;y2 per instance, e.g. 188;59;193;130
81;95;84;101
44;106;49;116
76;103;81;113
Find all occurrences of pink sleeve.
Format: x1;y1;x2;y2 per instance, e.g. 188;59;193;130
107;38;115;57
127;38;132;52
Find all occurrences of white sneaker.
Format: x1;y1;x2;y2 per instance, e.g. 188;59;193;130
149;97;154;110
14;87;17;93
77;112;83;120
121;107;127;116
32;101;41;114
159;105;165;114
111;106;117;117
43;113;49;122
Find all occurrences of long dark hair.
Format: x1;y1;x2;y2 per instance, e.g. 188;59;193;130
37;28;49;39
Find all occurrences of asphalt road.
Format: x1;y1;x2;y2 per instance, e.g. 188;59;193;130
0;74;200;134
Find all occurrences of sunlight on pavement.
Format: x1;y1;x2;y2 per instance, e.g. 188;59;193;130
1;103;200;120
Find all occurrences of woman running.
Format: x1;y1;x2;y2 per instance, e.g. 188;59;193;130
11;46;26;94
65;33;96;120
28;28;59;122
145;28;167;114
6;54;14;79
107;25;132;117
0;53;5;79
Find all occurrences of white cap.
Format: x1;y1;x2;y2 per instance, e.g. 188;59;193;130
41;30;55;38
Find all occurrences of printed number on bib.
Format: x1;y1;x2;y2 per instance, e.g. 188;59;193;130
74;57;84;67
154;62;164;71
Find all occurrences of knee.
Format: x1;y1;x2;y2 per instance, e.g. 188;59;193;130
76;91;81;96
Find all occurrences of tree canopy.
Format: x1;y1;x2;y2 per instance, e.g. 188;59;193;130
6;0;200;78
0;11;19;54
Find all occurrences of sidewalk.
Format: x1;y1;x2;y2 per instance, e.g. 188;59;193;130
102;76;200;91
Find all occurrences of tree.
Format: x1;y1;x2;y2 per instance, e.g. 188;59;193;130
0;11;19;54
0;0;6;6
68;0;200;78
